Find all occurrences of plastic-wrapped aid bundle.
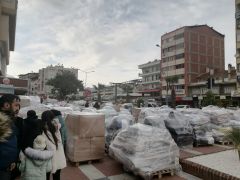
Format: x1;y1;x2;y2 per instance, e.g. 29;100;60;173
164;112;193;147
185;113;214;146
105;114;134;151
109;123;180;179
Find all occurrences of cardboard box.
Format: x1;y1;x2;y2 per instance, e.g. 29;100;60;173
66;136;105;162
132;107;141;123
65;113;105;138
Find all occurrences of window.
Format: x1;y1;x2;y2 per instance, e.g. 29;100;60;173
175;64;184;69
175;53;184;59
174;33;184;40
175;43;184;50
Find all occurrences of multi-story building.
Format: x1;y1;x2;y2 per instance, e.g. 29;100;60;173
138;59;160;97
19;72;39;95
0;0;17;76
188;64;237;107
235;0;240;94
161;25;225;98
38;65;78;96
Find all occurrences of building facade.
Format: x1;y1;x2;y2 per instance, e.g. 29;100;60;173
38;65;78;96
19;72;39;95
188;64;237;107
0;0;17;76
236;0;240;94
161;25;225;98
138;59;160;97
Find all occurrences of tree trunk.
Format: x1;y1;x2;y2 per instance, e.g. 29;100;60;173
171;87;176;109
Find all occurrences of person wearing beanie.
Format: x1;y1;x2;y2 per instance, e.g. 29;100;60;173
21;110;42;151
19;135;53;180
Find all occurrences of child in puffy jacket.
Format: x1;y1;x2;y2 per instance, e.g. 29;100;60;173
19;135;53;180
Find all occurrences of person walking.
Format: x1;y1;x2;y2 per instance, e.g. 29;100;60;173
41;110;66;180
93;102;100;109
19;135;53;180
0;94;21;180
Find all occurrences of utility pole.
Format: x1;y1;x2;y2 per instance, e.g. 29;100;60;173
111;82;121;103
78;69;94;88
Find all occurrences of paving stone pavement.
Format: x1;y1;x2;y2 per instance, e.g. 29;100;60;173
28;144;232;180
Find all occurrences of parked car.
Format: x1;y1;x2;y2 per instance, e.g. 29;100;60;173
176;105;190;109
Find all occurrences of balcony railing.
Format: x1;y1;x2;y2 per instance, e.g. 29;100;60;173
236;10;240;19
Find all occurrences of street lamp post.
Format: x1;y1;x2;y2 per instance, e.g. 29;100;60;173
156;44;164;105
78;69;95;88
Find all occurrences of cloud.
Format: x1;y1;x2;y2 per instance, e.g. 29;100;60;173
8;0;235;86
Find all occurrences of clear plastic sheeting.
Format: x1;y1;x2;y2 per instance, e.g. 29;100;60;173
19;104;50;118
109;123;180;179
183;112;214;146
105;114;135;151
143;116;166;129
202;105;235;125
212;129;225;142
81;107;98;113
98;106;118;119
138;108;172;124
164;111;193;147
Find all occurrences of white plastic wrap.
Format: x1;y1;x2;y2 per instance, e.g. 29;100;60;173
105;114;135;150
164;111;193;147
183;113;213;146
138;108;172;124
81;107;98;113
19;104;50;118
109;123;180;179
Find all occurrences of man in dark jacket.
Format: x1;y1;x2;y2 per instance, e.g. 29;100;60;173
0;94;20;180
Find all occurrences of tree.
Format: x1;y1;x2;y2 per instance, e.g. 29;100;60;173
93;83;105;103
46;71;84;100
165;75;179;108
202;90;216;106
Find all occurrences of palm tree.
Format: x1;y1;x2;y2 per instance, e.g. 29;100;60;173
93;83;105;103
225;127;240;159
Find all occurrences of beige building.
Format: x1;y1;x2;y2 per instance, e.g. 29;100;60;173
236;0;240;93
138;59;161;97
19;72;39;95
38;65;78;96
0;0;17;76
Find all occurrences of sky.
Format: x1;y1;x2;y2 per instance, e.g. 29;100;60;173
8;0;235;87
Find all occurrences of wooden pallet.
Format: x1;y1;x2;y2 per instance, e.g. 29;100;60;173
152;169;175;179
138;168;176;180
215;140;232;145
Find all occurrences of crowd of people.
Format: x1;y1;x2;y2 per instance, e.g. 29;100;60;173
0;94;67;180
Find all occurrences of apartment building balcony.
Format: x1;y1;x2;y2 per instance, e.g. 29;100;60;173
141;79;160;85
138;60;160;69
140;70;160;77
162;68;185;77
162;58;184;68
1;0;17;15
161;79;185;87
237;42;240;49
236;11;240;20
162;89;185;96
162;51;175;58
176;48;184;55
